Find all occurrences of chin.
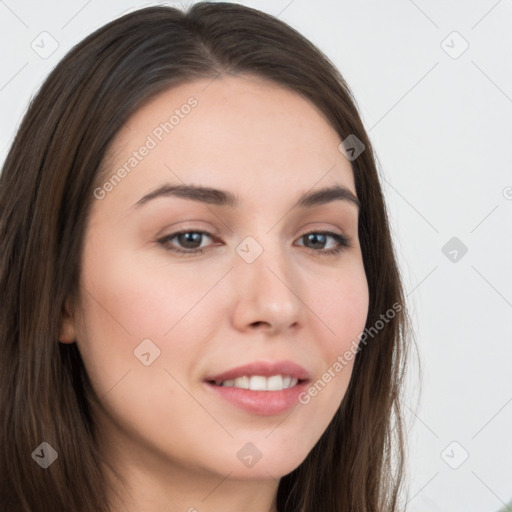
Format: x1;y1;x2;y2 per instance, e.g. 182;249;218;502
216;443;311;481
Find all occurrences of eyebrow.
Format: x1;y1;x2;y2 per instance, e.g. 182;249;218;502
133;183;360;210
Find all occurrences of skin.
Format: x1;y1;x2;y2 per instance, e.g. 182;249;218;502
60;74;369;512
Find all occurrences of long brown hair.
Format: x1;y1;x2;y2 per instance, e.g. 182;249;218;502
0;3;411;511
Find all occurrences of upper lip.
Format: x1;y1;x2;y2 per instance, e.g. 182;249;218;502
205;360;311;383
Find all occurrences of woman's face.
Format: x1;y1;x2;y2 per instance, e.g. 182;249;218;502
63;75;369;484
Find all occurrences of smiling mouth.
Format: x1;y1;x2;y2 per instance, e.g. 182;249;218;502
207;374;306;391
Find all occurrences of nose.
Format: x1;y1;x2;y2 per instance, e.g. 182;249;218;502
230;243;305;336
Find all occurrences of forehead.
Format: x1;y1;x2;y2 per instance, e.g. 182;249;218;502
97;74;356;213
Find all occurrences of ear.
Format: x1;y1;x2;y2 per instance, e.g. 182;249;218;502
59;300;77;344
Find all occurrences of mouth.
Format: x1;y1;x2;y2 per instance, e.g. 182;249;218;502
203;360;311;415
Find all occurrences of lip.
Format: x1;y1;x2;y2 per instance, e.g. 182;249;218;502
203;360;311;416
204;360;311;383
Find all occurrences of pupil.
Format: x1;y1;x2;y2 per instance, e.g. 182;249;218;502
306;233;326;248
179;232;201;248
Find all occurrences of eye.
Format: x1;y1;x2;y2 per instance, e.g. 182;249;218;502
158;230;217;255
296;231;351;255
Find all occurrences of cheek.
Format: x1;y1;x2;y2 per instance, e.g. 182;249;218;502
292;257;368;411
79;238;221;339
310;260;369;356
75;243;221;451
75;238;226;392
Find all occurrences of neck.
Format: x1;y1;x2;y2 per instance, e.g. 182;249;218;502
104;459;280;512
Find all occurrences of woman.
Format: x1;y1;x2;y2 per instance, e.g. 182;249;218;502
0;3;410;511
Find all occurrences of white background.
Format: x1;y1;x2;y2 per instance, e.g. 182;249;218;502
1;1;511;510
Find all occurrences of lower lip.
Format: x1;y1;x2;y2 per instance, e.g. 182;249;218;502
204;381;309;416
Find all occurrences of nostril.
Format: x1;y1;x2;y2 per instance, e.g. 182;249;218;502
250;321;271;328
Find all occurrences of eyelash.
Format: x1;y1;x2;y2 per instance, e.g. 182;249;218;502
157;229;351;257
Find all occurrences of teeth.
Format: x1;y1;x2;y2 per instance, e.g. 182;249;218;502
266;375;283;391
249;376;267;391
219;375;299;391
234;376;250;389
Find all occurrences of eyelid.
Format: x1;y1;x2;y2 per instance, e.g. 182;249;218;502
155;220;221;239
